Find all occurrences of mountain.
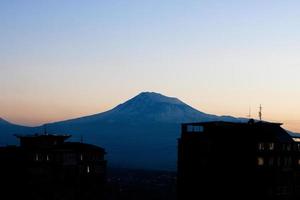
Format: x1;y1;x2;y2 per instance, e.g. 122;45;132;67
39;92;247;170
53;92;243;125
0;118;11;125
0;118;41;146
0;92;245;170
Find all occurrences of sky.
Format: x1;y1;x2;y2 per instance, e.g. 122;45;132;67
0;0;300;132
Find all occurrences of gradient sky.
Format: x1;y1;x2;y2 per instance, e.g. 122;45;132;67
1;0;300;132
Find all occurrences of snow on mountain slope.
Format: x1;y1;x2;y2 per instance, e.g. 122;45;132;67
53;92;243;125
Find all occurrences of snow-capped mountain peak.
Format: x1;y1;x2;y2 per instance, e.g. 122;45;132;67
129;92;184;105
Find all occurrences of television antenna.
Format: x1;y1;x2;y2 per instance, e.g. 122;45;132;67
259;104;262;121
247;106;252;119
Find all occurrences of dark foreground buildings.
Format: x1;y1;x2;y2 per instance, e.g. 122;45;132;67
0;134;106;200
178;120;300;200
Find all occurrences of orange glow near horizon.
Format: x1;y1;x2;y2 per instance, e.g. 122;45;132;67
1;93;300;133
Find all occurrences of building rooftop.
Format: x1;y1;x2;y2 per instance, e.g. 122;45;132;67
182;120;283;126
14;133;71;139
181;120;294;143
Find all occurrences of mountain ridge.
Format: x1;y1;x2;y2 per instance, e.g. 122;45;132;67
47;92;241;126
0;117;12;125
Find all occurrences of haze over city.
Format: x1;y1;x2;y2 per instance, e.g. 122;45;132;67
1;0;300;132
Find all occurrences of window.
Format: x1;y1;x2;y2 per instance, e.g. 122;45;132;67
269;143;275;150
269;157;274;166
194;125;204;132
297;159;300;166
46;155;50;161
258;143;265;151
87;166;90;173
187;125;204;133
80;154;83;161
297;143;300;151
35;154;39;161
284;157;291;166
277;157;281;167
257;157;264;166
282;144;292;151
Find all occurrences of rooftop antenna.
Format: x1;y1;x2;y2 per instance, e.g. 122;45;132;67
259;104;262;121
247;106;252;119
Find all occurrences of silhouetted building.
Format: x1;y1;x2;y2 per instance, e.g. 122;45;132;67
178;120;300;200
0;134;106;200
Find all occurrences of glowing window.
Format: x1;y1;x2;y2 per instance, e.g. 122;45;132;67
80;154;83;161
258;143;265;151
269;143;275;150
87;166;90;173
257;157;264;166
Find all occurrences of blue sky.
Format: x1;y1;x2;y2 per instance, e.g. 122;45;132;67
0;0;300;132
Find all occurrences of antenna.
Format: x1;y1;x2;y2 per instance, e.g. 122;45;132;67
247;106;252;119
259;104;262;121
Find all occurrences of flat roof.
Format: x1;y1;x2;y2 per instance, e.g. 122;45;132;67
14;134;71;139
182;120;283;126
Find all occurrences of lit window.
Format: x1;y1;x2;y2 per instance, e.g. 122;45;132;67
87;166;90;173
269;143;275;150
46;155;49;161
257;157;264;166
258;143;265;151
80;154;83;161
35;154;39;161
